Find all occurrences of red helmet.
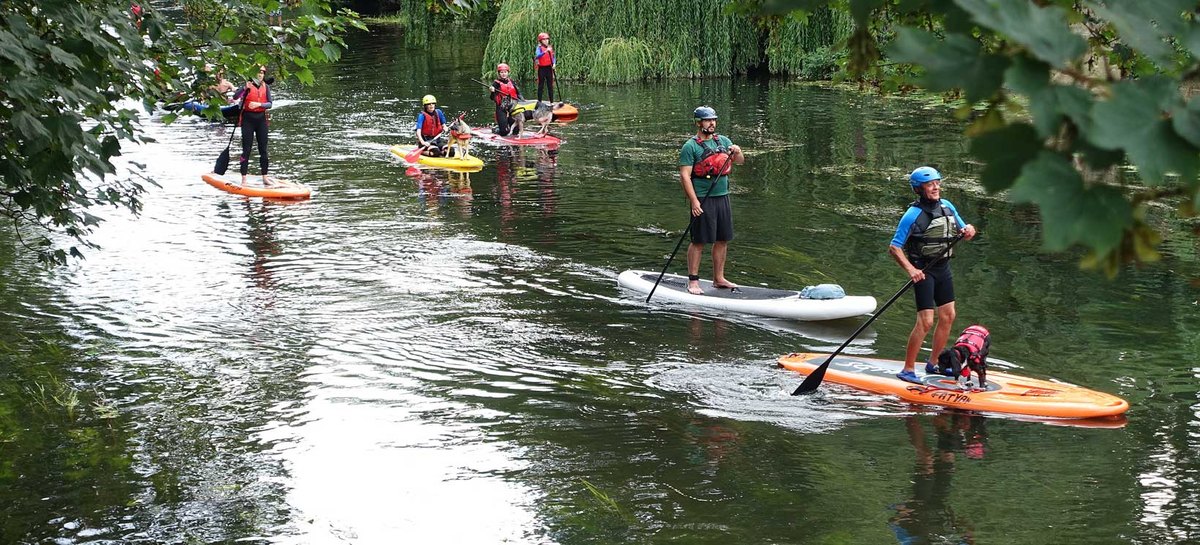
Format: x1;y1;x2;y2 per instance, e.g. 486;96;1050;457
537;32;549;41
497;63;510;72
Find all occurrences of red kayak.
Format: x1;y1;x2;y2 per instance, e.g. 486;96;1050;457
471;129;562;147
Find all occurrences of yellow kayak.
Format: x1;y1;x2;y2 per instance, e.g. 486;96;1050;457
389;145;483;171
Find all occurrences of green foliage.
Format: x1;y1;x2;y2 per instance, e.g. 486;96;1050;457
765;8;853;76
0;0;363;265
481;0;762;84
590;38;655;85
740;0;1200;276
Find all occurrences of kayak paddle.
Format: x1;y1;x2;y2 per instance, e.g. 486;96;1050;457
405;143;432;163
790;234;966;395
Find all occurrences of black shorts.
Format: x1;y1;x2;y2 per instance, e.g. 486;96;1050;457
689;194;733;244
912;260;954;310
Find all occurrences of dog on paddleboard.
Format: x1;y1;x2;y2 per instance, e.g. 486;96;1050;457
446;115;472;159
934;325;990;389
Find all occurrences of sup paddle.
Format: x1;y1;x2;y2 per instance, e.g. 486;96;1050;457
213;94;246;175
790;233;967;395
645;146;737;303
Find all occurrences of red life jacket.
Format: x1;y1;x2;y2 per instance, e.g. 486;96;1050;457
493;78;518;105
536;45;554;67
243;82;269;113
418;110;444;138
953;325;990;374
691;135;732;179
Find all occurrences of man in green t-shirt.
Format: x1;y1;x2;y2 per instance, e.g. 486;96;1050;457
678;106;744;295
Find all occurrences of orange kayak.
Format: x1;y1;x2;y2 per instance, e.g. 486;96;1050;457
201;173;311;199
552;102;578;121
778;352;1129;419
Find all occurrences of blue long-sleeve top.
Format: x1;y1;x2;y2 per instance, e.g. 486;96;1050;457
534;45;556;65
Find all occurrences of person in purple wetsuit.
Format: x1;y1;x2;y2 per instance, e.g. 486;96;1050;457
889;166;977;384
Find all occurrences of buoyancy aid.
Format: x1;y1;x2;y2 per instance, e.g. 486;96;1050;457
418;110;445;138
535;45;554;67
243;82;269;113
904;199;960;262
493;78;518;106
691;135;732;179
953;325;990;374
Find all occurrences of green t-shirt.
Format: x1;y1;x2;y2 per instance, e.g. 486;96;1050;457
679;135;733;198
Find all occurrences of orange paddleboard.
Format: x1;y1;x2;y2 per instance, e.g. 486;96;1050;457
201;173;311;199
779;352;1129;419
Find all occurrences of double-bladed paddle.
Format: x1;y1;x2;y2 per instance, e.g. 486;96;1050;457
790;233;966;395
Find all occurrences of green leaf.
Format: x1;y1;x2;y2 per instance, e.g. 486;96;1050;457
1187;25;1200;58
294;67;314;85
321;43;341;62
1009;152;1132;254
968;123;1042;192
0;29;36;72
888;28;1010;102
1170;96;1200;148
46;45;83;70
1089;77;1198;184
216;27;238;43
12;111;50;140
1005;55;1095;137
954;0;1086;69
1086;0;1190;65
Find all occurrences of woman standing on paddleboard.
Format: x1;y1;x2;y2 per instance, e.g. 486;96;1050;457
235;65;275;186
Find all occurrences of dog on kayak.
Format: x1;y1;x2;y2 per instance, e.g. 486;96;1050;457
446;114;472;159
934;325;990;389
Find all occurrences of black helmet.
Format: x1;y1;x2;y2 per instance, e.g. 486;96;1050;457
693;106;718;120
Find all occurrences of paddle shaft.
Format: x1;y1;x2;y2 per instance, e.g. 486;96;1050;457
645;148;736;304
790;234;966;395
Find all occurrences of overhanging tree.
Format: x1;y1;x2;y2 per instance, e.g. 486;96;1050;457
0;0;363;264
746;0;1200;276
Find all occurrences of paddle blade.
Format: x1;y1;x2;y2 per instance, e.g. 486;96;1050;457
404;146;424;163
213;147;231;175
791;357;834;395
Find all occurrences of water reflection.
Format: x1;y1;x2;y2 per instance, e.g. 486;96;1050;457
412;169;474;216
889;414;987;544
243;199;284;292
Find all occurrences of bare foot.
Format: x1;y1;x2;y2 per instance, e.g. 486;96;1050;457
712;280;738;290
687;281;703;295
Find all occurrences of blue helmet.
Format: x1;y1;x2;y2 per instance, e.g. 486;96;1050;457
909;166;942;187
693;106;718;120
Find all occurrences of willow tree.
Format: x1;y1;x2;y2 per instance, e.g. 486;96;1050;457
481;0;760;84
0;0;363;265
744;0;1200;276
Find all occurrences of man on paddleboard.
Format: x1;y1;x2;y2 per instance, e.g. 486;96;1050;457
678;106;744;295
889;167;977;384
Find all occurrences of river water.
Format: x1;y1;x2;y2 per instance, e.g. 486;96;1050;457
2;25;1199;544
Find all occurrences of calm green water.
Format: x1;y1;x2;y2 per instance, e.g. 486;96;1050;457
2;25;1199;544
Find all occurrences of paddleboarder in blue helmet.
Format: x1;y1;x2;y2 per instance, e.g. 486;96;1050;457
889;167;977;384
678;106;744;295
